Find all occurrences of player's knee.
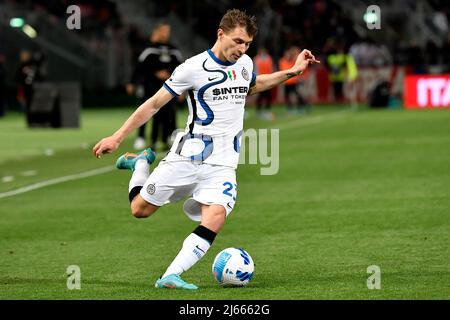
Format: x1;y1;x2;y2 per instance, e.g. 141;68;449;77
131;207;147;218
130;202;155;219
202;205;227;230
212;209;226;224
130;204;143;218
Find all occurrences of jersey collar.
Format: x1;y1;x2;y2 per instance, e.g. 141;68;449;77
207;49;236;66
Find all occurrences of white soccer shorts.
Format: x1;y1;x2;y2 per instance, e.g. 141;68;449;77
139;158;237;221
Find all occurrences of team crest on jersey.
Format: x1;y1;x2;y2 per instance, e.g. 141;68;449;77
147;184;156;195
242;67;249;81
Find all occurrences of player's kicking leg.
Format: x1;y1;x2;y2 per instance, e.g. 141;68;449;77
116;149;203;290
115;148;159;218
155;204;226;290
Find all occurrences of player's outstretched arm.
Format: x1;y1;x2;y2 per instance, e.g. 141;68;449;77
249;49;320;95
92;87;174;158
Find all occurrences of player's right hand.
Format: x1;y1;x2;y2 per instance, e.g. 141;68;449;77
92;136;120;158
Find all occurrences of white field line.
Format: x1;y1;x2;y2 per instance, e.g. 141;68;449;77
0;166;115;199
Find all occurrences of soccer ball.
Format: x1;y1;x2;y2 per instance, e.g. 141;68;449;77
212;247;254;286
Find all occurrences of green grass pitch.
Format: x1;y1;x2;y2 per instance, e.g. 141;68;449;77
0;105;449;299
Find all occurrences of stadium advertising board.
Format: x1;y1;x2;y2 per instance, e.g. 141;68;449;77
404;75;450;109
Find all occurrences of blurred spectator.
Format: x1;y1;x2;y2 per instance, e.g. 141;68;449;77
32;51;47;82
253;47;275;120
15;49;48;124
16;51;35;119
279;46;308;115
326;42;358;103
127;21;182;151
349;38;392;67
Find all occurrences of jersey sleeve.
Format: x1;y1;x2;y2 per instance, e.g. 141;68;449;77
250;57;257;87
250;71;257;87
163;62;192;97
248;57;258;88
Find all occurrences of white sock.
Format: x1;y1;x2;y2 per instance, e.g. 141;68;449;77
161;233;211;278
128;159;149;192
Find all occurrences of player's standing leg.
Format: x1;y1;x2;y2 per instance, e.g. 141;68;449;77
155;204;225;290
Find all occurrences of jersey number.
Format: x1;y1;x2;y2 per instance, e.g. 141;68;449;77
223;182;237;201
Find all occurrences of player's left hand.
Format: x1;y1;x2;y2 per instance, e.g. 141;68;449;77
292;49;320;75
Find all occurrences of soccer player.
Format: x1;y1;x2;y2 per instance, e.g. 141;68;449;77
93;9;319;290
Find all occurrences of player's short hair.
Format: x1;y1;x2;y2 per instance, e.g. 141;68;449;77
219;9;258;38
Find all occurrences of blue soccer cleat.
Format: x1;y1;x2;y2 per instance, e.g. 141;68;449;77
155;274;198;290
115;148;156;171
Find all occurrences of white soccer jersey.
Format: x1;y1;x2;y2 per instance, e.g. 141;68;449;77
162;49;256;168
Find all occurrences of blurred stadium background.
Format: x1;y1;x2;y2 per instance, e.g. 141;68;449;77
2;0;450;111
0;0;449;300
